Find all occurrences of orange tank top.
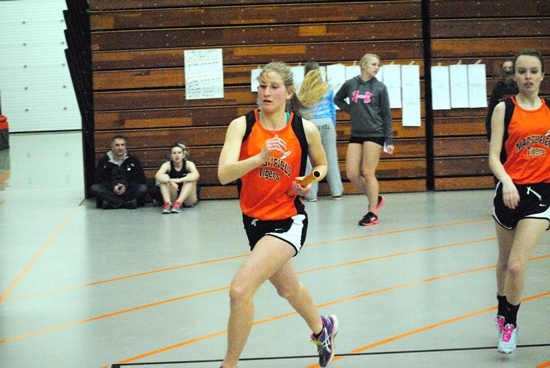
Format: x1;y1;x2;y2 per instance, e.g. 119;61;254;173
503;96;550;184
239;110;308;220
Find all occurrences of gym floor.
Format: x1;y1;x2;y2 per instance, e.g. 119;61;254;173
0;132;549;368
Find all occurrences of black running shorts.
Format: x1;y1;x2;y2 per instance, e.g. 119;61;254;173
349;135;385;146
242;213;308;256
493;182;550;230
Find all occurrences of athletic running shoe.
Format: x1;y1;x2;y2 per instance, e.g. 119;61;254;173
162;202;171;214
494;315;505;332
171;201;182;213
359;212;378;226
498;323;518;354
332;196;342;200
311;315;339;367
376;195;385;214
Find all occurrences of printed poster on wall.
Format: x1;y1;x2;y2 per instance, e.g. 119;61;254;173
377;64;384;82
291;65;305;93
468;64;488;108
326;64;346;110
401;64;421;126
326;64;346;89
251;67;261;92
345;65;361;81
381;64;402;109
184;49;224;100
450;64;469;108
431;65;451;110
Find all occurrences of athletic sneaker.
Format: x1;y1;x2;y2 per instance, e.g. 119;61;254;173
498;323;518;354
494;315;505;332
359;212;378;226
171;201;182;213
161;202;171;214
311;315;339;367
376;195;385;214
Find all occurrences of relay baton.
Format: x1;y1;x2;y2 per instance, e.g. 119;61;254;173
287;170;321;196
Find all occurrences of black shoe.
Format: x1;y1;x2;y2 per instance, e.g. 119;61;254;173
359;212;378;226
125;199;137;209
311;315;339;367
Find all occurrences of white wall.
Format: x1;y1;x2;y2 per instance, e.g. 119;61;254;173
0;0;81;132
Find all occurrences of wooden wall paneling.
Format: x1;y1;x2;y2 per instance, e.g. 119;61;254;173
430;0;550;18
93;82;429;112
91;22;422;51
94;65;248;91
433;137;488;157
90;2;422;30
431;38;550;59
94;61;427;91
434;177;495;191
431;18;550;39
94;126;230;149
433;116;486;137
94;87;258;111
92;42;425;71
434;157;491;177
94;106;256;130
90;0;359;12
94;107;421;133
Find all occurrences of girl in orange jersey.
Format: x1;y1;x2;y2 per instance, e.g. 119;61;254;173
489;49;550;355
218;62;338;368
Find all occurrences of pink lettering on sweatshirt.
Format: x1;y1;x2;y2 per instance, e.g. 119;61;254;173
352;90;373;103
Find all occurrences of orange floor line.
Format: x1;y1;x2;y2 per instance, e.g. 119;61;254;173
306;290;550;368
2;237;488;345
304;218;492;247
300;237;495;275
106;263;503;366
4;253;247;303
0;286;230;345
0;206;80;303
5;219;493;303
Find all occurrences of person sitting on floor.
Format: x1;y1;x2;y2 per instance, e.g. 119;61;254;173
149;143;199;214
90;135;148;209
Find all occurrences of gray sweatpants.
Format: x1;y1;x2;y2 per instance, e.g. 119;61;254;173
305;117;344;199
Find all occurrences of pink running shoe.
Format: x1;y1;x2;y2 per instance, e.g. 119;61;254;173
498;323;518;354
494;315;505;332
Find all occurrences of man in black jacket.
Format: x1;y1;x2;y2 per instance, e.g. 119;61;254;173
90;135;147;209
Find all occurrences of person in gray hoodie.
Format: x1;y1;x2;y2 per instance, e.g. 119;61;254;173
334;53;394;226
